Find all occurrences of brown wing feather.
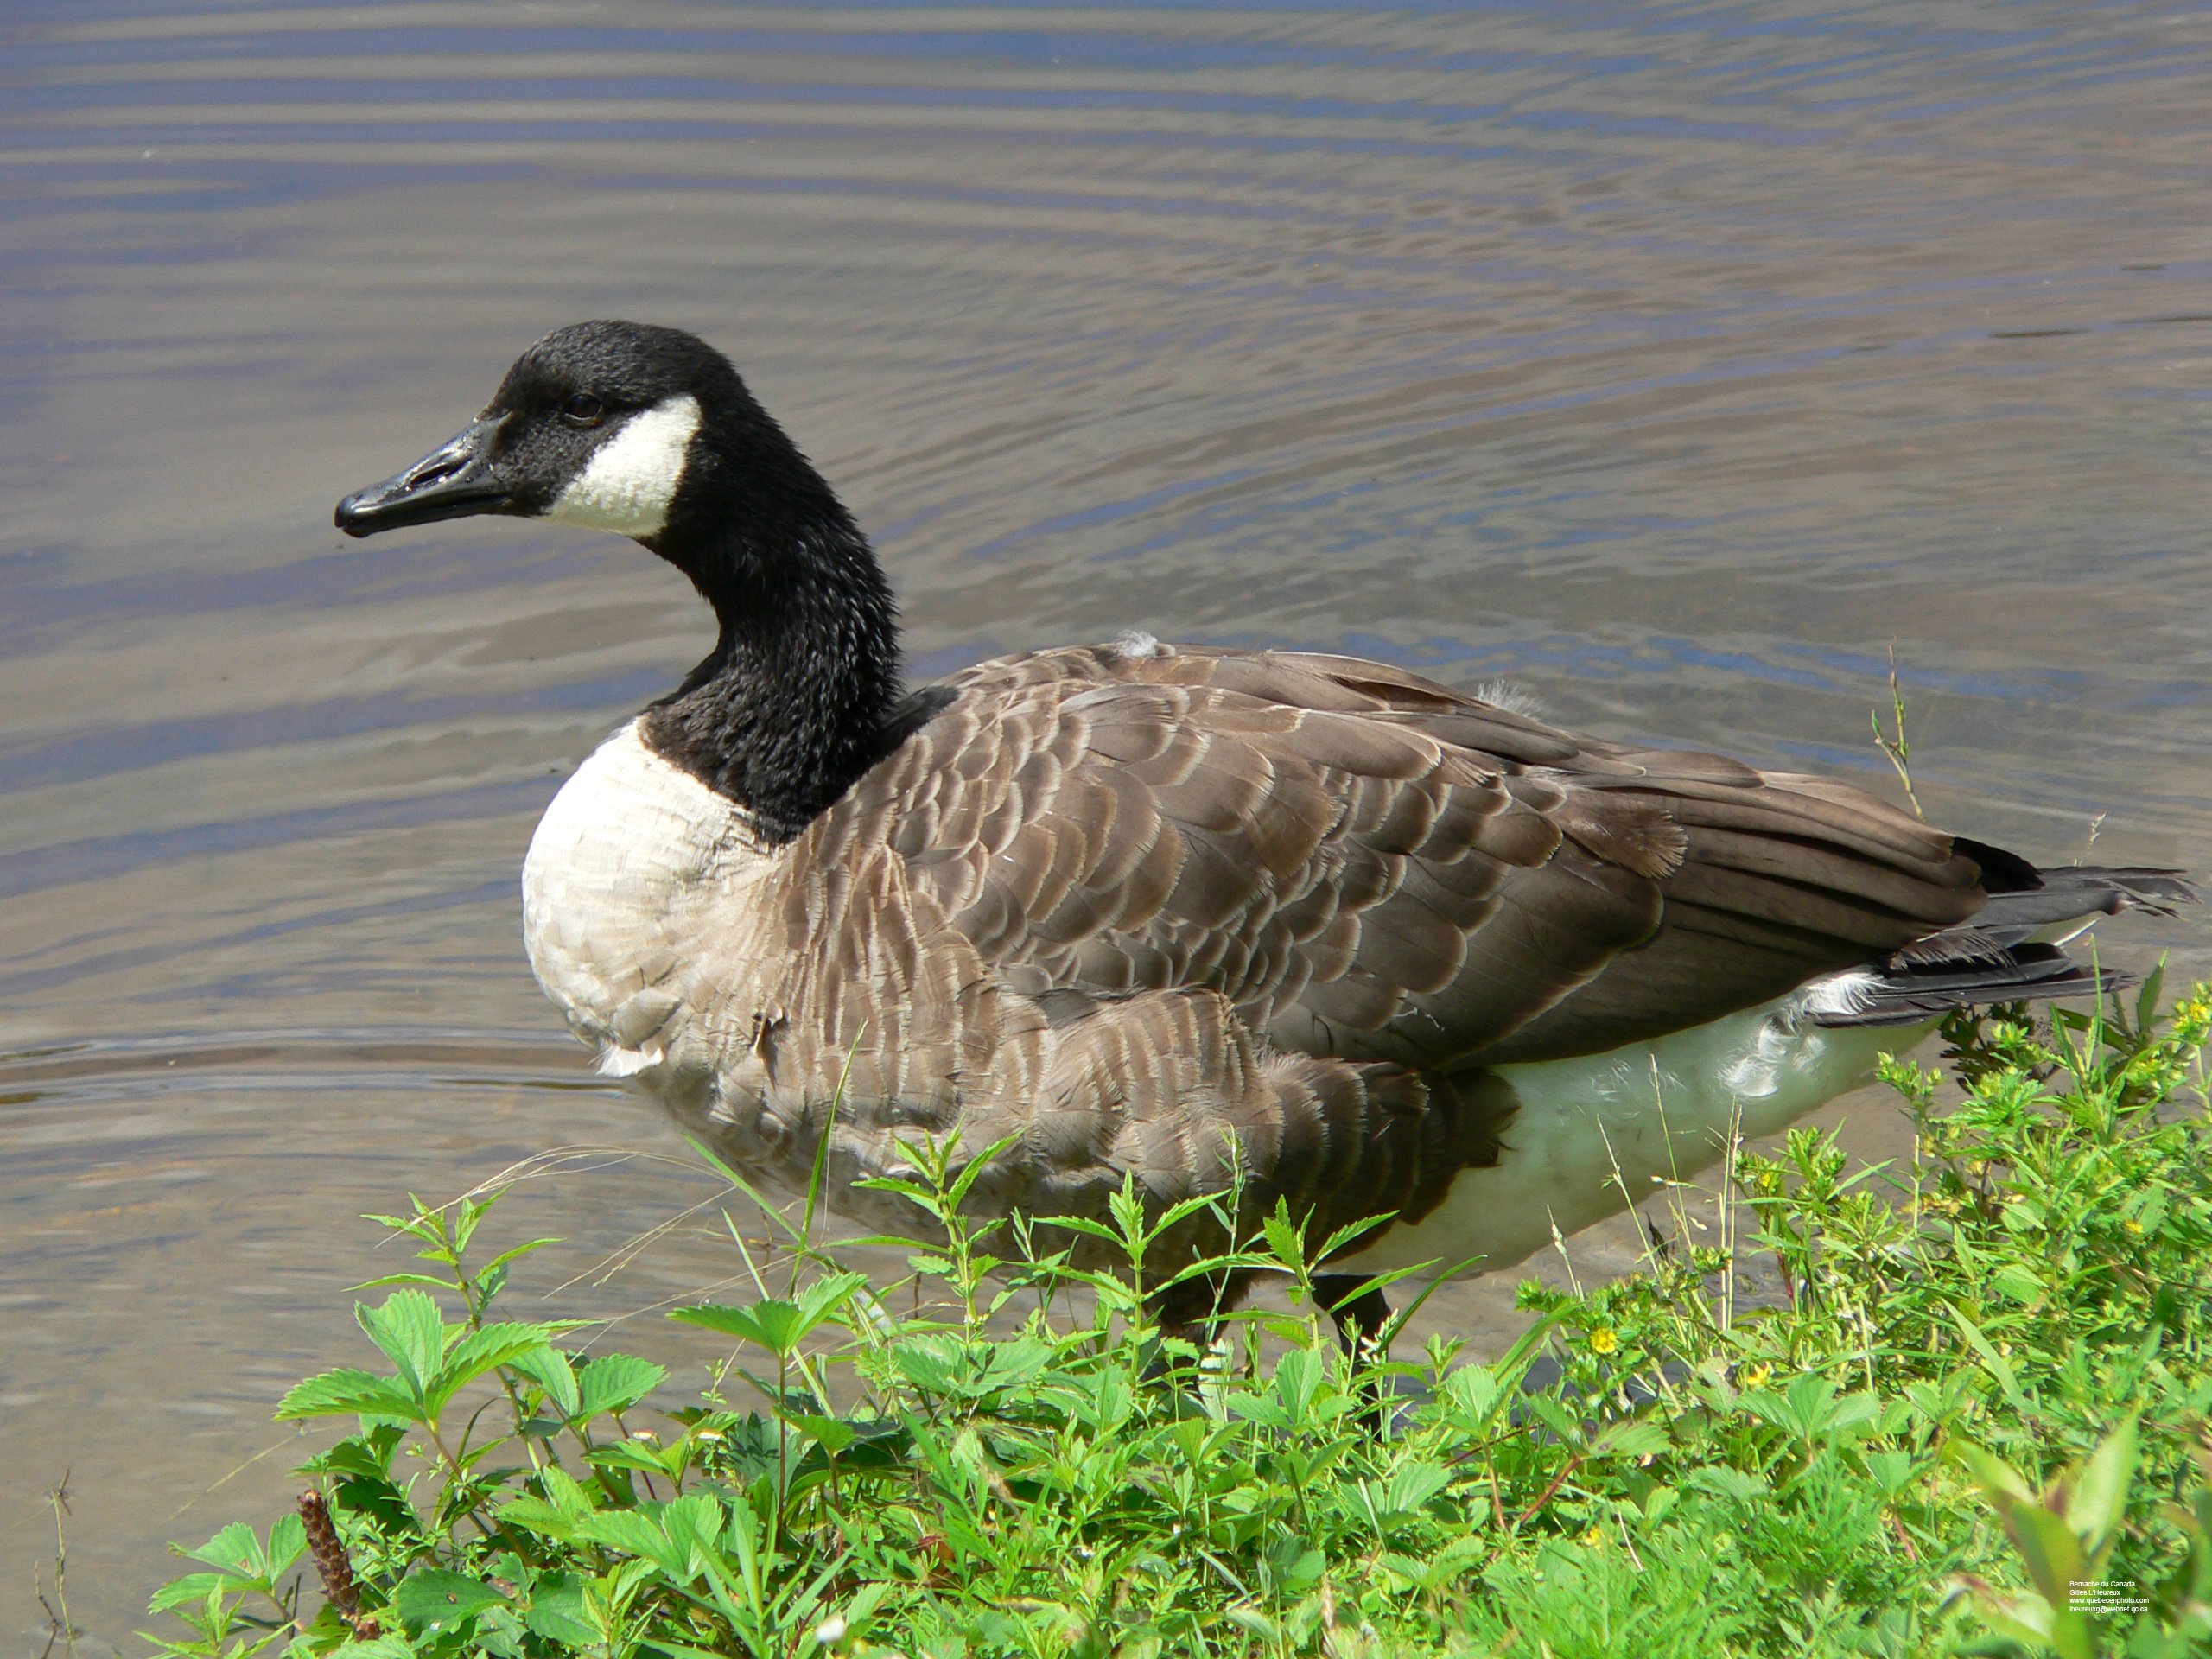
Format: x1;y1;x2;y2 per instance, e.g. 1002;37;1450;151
880;642;1991;1069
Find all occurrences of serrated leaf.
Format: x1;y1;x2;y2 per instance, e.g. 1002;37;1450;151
658;1492;725;1573
522;1574;595;1647
1595;1421;1672;1459
577;1353;665;1419
266;1512;307;1574
329;1637;414;1659
537;1465;598;1520
482;1237;560;1274
497;1497;582;1541
791;1414;857;1453
394;1568;507;1636
1383;1461;1452;1514
359;1289;447;1393
510;1347;582;1418
349;1273;461;1293
276;1368;423;1423
185;1521;264;1576
149;1572;244;1613
574;1510;686;1577
1685;1465;1768;1504
425;1322;551;1414
673;1299;806;1355
586;1440;682;1478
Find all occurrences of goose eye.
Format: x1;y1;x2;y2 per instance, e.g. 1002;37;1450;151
560;393;607;429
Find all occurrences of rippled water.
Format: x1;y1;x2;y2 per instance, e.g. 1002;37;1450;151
5;1;2210;1641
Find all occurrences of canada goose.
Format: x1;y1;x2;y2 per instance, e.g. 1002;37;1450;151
337;320;2190;1348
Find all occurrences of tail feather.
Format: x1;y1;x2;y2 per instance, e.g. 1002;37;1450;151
1802;861;2192;1030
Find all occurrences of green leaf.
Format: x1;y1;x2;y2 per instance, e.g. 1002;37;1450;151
673;1298;808;1356
185;1521;264;1576
537;1465;598;1520
1261;1206;1306;1274
671;1272;865;1359
791;1414;857;1453
394;1568;508;1636
522;1574;596;1647
588;1439;684;1479
276;1368;423;1423
497;1497;582;1542
425;1322;551;1415
1684;1465;1768;1505
149;1572;245;1613
1595;1421;1672;1459
574;1510;688;1578
349;1273;461;1293
2068;1416;2139;1558
1948;1308;2027;1413
334;1635;418;1659
509;1346;582;1418
1382;1461;1452;1515
578;1353;666;1419
266;1512;307;1575
358;1289;448;1393
482;1236;561;1274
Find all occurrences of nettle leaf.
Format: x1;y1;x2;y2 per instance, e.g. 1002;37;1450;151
499;1468;599;1541
889;1334;965;1396
425;1322;552;1415
1382;1461;1453;1515
889;1334;1052;1402
394;1568;509;1636
674;1299;807;1355
276;1368;423;1423
658;1492;727;1574
522;1574;596;1647
791;1414;858;1453
334;1636;413;1659
1595;1421;1673;1460
574;1510;688;1579
358;1289;448;1394
499;1497;582;1542
537;1465;599;1521
510;1347;582;1418
149;1572;246;1613
266;1512;307;1575
589;1439;685;1478
185;1521;265;1576
1685;1465;1769;1505
578;1354;666;1419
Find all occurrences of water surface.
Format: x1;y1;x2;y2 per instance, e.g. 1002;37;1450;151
5;2;2210;1643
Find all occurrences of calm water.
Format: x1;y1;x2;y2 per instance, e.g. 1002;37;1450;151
5;1;2210;1643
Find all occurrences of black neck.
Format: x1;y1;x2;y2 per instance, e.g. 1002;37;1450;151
639;468;906;844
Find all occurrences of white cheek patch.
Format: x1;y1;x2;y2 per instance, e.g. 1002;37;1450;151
544;393;702;537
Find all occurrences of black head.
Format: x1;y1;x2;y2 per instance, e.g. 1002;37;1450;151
334;321;775;547
334;321;907;837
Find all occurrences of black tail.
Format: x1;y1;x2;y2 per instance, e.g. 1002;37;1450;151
1805;861;2194;1029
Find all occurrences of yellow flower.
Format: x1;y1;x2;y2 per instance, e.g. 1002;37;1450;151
1581;1526;1606;1548
1739;1363;1771;1390
2123;1218;2145;1236
1588;1327;1618;1355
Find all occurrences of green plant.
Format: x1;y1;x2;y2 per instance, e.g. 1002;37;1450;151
146;984;2212;1658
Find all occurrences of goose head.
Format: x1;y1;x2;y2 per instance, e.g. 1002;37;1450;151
335;321;906;838
334;320;846;569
